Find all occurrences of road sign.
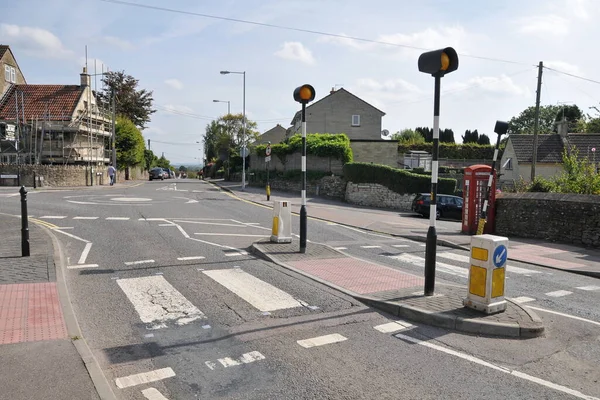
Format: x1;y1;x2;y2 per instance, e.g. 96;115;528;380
4;124;15;141
265;155;271;162
240;147;248;158
265;145;272;156
493;244;507;268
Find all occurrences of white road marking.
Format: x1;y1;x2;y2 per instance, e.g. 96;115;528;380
510;296;536;304
391;244;409;248
67;200;99;205
392;253;469;278
361;245;382;249
437;252;540;275
67;264;99;269
374;320;414;333
177;256;205;261
73;216;98;220
526;306;600;327
395;333;600;400
334;247;347;250
124;259;155;266
194;233;270;237
576;285;600;291
174;220;245;227
78;242;93;264
545;290;573;297
224;250;248;256
206;351;265;370
159;224;176;226
117;275;205;329
297;333;347;348
203;268;303;312
51;229;90;243
54;227;74;230
139;218;169;221
39;216;67;219
115;367;175;389
141;388;169;400
106;217;130;220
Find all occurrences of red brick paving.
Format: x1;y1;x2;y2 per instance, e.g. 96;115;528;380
288;257;424;295
0;283;68;345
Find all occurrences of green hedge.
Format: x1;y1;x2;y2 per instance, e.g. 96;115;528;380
343;162;456;195
399;143;498;159
254;133;353;163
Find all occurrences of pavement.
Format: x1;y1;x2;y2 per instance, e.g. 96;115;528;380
0;213;107;400
211;180;600;278
251;240;545;338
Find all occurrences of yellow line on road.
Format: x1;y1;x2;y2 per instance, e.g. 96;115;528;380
28;217;59;229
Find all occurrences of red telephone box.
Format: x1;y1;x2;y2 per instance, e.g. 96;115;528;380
462;164;496;235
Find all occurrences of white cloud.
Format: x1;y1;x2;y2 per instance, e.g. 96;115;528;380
164;79;184;90
545;61;581;76
447;75;529;97
357;78;422;95
274;42;315;65
103;36;134;50
516;15;570;36
567;0;591;20
0;23;72;59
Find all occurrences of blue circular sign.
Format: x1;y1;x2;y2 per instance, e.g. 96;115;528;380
493;245;507;268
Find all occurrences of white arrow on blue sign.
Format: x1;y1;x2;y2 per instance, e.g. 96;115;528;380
493;245;507;268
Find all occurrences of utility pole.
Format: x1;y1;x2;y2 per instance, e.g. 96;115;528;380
148;139;151;150
111;87;117;182
531;61;543;182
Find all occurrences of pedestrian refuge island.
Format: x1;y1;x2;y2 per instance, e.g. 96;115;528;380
271;201;292;243
463;234;509;314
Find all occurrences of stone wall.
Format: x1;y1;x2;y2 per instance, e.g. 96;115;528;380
248;175;346;199
0;164;147;187
495;192;600;247
350;140;399;168
345;182;415;211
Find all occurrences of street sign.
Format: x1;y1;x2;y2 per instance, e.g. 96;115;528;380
266;145;272;156
493;244;507;268
5;124;15;141
265;155;271;162
240;147;249;158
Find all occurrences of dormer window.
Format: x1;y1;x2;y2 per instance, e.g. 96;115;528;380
352;114;360;127
4;65;16;83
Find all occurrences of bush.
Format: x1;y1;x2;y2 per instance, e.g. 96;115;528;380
254;133;353;164
527;177;554;192
343;162;456;195
399;143;498;160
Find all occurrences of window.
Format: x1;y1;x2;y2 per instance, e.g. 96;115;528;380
4;65;16;83
504;157;513;170
351;114;360;126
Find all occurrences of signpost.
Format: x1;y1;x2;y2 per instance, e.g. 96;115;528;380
266;143;272;201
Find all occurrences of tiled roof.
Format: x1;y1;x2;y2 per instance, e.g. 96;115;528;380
0;84;84;121
509;134;564;163
0;45;8;60
566;133;600;160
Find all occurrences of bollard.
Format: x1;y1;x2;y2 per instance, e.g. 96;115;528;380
266;184;271;201
20;186;30;257
33;171;37;189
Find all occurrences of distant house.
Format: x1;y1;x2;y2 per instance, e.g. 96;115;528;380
0;45;27;99
0;66;112;165
289;87;386;140
499;122;600;185
256;124;287;144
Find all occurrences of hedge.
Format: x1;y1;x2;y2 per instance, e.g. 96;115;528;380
254;133;353;163
343;162;457;195
399;143;499;160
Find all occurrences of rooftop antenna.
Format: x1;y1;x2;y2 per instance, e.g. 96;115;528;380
334;83;344;90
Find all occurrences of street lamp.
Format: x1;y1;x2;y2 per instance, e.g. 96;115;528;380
220;70;246;191
418;47;459;296
213;99;231;115
293;84;316;254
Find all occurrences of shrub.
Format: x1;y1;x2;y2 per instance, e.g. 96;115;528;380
343;162;456;195
398;142;498;160
254;133;353;164
527;177;554;193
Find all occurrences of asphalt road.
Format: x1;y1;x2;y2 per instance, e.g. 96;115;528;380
1;180;598;400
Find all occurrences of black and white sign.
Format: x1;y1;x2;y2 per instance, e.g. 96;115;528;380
265;145;272;156
265;155;271;162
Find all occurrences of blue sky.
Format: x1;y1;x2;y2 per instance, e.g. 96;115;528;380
2;0;599;164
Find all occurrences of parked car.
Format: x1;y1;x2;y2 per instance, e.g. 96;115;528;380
149;167;166;181
412;193;463;220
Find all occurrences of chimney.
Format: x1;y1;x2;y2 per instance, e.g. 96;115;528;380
556;118;569;138
330;87;335;94
80;66;91;87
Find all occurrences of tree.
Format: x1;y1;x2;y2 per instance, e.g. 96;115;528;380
554;105;583;132
143;149;158;170
462;129;479;143
415;127;433;142
204;113;259;162
178;165;188;172
477;133;491;145
440;128;455;143
115;116;145;167
392;129;425;144
508;105;560;135
586;118;600;133
155;155;171;169
99;71;156;130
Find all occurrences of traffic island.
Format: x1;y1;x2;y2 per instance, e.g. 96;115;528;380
250;240;545;338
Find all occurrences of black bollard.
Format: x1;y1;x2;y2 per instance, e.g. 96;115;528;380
20;186;30;257
33;171;37;189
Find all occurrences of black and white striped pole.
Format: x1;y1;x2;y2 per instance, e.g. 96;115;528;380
293;84;316;253
418;47;459;296
476;120;508;235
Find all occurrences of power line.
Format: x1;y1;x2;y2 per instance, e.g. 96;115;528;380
150;139;199;146
100;0;529;66
543;67;600;85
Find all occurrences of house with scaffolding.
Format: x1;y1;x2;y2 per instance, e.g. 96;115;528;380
0;65;113;166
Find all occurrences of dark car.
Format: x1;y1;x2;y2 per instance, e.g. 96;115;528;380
412;193;463;220
149;167;166;181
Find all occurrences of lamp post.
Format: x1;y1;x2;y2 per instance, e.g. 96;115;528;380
220;70;246;191
293;84;316;253
418;47;459;296
213;99;231;115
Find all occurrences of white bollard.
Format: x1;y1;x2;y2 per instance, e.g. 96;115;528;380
270;201;292;243
463;234;508;314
